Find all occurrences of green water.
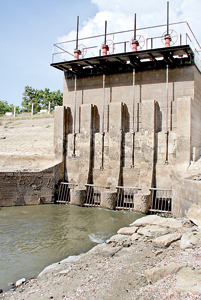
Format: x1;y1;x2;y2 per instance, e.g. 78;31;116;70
0;204;144;291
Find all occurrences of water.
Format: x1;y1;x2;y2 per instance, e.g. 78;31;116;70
0;204;144;291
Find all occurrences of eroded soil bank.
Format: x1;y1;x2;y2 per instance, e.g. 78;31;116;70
0;117;57;172
1;214;201;300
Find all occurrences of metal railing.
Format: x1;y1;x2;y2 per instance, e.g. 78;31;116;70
116;186;141;210
85;184;108;207
57;182;77;204
149;188;172;214
52;21;201;65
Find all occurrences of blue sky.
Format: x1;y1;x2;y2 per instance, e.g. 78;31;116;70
1;0;201;107
0;0;98;107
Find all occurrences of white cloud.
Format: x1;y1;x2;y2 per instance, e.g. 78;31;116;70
56;0;201;60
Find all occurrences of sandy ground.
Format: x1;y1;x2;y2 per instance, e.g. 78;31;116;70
0;117;59;172
1;216;201;300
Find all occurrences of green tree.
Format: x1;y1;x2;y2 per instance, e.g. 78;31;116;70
0;100;11;116
21;86;63;113
0;101;20;116
41;88;51;109
21;86;36;112
50;90;63;110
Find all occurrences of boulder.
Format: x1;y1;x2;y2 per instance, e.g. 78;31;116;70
88;243;122;257
152;233;182;248
180;233;199;250
187;204;201;227
117;226;138;235
195;230;201;241
15;278;26;287
161;218;183;228
130;215;182;228
128;233;140;242
106;234;130;246
176;267;201;294
130;215;162;227
137;225;169;237
114;246;136;257
38;263;61;278
60;255;82;264
145;264;186;284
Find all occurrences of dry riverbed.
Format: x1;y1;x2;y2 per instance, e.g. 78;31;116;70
1;213;201;300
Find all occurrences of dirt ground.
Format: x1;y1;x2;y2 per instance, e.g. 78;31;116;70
0;117;58;172
1;217;201;300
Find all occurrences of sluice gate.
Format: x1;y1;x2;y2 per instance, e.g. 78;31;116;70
57;183;172;215
56;182;77;204
84;184;107;207
116;186;140;210
149;188;172;214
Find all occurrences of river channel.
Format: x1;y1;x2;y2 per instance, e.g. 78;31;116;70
0;204;144;291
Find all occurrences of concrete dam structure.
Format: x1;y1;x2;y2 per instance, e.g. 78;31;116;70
51;7;201;217
1;4;201;217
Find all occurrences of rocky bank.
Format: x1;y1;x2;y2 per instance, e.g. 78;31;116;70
1;204;201;299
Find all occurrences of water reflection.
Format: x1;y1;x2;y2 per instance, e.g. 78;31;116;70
0;204;143;291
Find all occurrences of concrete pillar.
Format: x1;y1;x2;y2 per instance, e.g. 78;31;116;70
141;100;156;132
139;100;156;191
70;188;86;206
77;104;93;186
100;191;117;210
176;97;192;165
134;192;152;214
106;102;123;187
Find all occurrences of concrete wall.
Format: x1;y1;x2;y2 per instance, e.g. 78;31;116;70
58;63;201;216
0;163;62;206
171;171;201;217
63;66;194;133
192;67;201;161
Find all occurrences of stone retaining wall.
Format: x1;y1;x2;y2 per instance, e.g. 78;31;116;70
0;163;62;206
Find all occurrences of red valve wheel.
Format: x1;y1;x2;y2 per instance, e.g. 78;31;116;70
161;29;178;46
130;35;145;50
101;40;115;54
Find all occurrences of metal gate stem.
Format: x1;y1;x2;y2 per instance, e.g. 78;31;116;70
165;64;169;164
73;74;77;156
101;74;105;169
132;68;135;167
